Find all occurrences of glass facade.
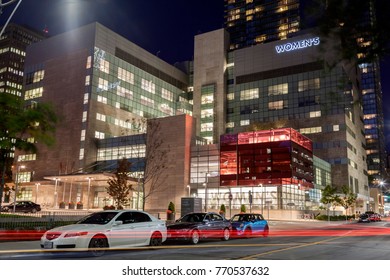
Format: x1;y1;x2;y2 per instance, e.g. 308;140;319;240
224;0;301;50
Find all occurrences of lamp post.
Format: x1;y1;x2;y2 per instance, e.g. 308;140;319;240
13;164;25;213
35;183;40;204
53;178;60;209
204;173;209;212
87;177;92;211
258;184;264;214
186;184;191;197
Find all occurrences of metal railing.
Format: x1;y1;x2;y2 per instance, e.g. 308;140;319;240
0;211;90;230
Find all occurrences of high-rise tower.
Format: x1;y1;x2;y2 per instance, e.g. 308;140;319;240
224;0;301;50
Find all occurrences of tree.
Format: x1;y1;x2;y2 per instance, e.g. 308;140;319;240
106;158;133;209
338;185;358;221
140;119;171;211
320;185;339;219
0;93;57;209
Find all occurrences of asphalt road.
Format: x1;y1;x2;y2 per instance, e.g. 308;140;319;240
1;219;389;260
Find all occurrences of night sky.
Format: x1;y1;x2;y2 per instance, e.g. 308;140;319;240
1;0;389;153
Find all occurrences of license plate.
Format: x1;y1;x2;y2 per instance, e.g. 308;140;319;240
44;241;53;249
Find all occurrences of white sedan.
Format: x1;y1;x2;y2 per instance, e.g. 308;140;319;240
40;210;166;256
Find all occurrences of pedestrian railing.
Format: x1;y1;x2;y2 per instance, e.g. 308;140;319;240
0;211;89;230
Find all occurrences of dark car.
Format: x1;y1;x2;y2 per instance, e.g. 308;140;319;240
358;213;371;223
1;201;41;213
230;213;269;238
167;212;232;244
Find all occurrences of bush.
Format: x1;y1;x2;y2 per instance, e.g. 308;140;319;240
240;204;246;213
167;201;175;213
315;214;355;221
219;204;226;214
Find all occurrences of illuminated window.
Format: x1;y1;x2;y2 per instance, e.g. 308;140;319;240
18;154;36;161
227;93;234;100
240;88;259;100
201;94;214;104
140;95;155;107
201;109;214;118
118;67;134;84
309;111;321;118
117;86;133;99
96;113;106;122
25;87;43;100
97;95;107;104
268;83;288;95
95;131;105;139
80;130;86;141
226;122;234;128
32;70;44;83
99;59;109;73
84;93;89;104
298;78;320;92
268;100;285;110
240;119;250;126
85;75;90;86
97;78;108;92
333;125;340;131
86;56;92;69
300;127;322;134
79;149;84;160
141;79;155;93
82;111;87;122
162;88;173;101
201;123;213;132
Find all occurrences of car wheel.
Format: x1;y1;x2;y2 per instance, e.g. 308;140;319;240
263;225;269;237
244;227;252;238
88;235;108;257
149;232;162;246
221;228;230;241
31;208;37;213
189;230;200;245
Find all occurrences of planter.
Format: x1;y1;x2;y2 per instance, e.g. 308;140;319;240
68;204;75;210
76;204;83;209
59;203;65;209
167;212;175;221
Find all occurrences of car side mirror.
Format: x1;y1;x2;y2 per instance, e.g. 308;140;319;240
113;220;123;226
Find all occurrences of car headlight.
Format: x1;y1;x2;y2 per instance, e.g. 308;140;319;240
64;232;88;238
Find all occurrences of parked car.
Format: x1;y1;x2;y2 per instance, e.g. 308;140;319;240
368;213;382;222
40;210;166;256
167;212;232;244
1;201;41;213
358;213;371;223
230;213;269;238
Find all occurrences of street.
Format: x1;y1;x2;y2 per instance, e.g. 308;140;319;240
1;219;389;260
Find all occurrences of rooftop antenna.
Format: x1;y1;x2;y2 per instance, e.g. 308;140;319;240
0;0;23;38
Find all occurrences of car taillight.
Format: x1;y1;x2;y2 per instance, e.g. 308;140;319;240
64;232;88;238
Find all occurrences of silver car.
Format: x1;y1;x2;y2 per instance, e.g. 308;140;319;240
40;210;166;256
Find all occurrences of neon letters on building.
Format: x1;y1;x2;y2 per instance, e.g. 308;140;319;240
275;37;320;53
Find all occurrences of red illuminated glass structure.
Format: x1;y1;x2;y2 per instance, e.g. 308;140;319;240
220;128;313;189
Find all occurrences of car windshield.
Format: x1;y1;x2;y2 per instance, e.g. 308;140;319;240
231;215;250;222
77;212;118;225
178;213;206;223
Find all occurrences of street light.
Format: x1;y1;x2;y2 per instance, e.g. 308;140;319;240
54;178;60;209
204;173;210;212
186;184;191;197
35;183;40;203
13;164;25;213
258;183;264;214
87;177;93;211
